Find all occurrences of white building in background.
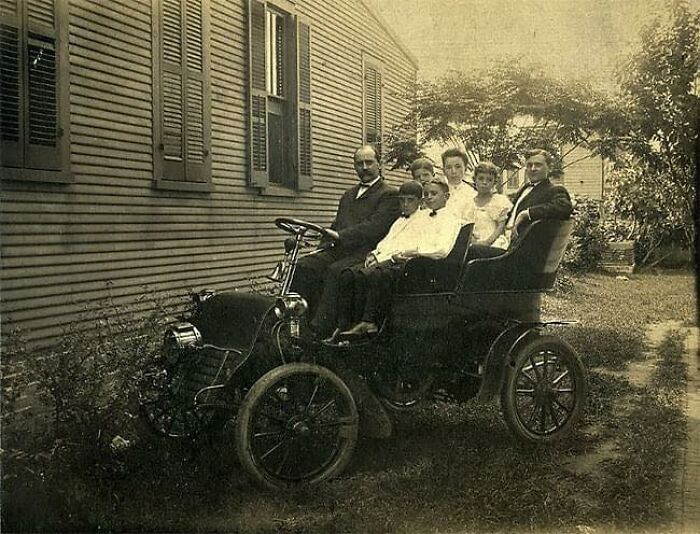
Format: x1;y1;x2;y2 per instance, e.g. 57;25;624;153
503;144;608;200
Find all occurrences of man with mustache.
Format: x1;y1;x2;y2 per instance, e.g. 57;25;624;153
292;144;400;338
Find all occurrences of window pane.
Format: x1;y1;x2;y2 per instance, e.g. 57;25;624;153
27;33;56;147
268;109;284;184
265;10;272;94
274;14;284;97
265;10;284;97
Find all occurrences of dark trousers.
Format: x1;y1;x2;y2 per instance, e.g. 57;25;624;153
291;248;366;335
337;262;398;327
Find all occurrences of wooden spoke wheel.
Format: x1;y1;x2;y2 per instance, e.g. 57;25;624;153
501;335;587;444
139;356;212;439
235;363;359;490
371;359;435;412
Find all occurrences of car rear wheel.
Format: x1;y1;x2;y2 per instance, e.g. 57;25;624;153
235;363;358;490
371;365;435;412
501;335;587;444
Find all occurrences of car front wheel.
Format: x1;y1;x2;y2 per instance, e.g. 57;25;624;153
501;335;587;444
235;362;358;490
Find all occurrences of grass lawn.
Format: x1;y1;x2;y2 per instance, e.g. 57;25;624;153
543;270;696;369
3;271;696;533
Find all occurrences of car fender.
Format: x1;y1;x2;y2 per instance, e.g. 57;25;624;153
476;323;542;402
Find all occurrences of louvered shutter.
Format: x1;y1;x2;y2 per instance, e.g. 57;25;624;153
248;0;268;187
25;0;60;169
364;64;382;152
160;0;185;181
296;19;312;190
0;0;22;167
183;0;209;182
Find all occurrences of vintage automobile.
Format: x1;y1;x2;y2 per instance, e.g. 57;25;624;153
140;217;587;490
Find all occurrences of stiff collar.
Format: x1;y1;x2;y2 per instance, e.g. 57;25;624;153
358;176;381;189
355;176;382;198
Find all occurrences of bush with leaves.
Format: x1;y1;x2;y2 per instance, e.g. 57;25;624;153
602;0;698;266
1;286;174;529
606;158;693;266
562;196;607;273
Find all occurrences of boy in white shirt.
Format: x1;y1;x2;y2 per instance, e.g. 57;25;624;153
336;176;462;339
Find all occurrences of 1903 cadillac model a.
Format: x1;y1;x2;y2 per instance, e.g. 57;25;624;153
140;217;587;490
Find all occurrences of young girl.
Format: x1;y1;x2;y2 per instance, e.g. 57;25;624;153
471;161;512;250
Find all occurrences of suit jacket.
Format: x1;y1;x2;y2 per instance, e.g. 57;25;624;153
330;178;400;254
509;178;573;230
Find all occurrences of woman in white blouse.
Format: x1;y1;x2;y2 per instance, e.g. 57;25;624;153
440;148;476;225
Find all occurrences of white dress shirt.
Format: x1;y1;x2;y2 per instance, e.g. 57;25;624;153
371;206;463;264
506;182;536;229
371;213;423;264
445;182;476;225
356;176;382;199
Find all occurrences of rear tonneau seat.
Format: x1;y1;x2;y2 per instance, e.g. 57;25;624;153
395;220;573;296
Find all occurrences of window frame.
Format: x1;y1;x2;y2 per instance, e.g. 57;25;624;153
248;0;313;195
0;0;72;184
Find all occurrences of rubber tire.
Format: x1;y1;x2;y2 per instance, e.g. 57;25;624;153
235;362;358;490
501;335;587;444
374;372;435;413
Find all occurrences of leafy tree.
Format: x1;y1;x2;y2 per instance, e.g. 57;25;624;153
386;60;626;173
605;0;698;264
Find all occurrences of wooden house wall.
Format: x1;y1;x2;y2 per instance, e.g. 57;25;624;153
0;0;418;347
561;144;604;200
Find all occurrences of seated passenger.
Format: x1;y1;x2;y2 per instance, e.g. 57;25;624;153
409;157;436;185
336;176;462;339
441;148;476;225
468;149;574;259
506;149;573;243
291;145;399;338
467;161;513;258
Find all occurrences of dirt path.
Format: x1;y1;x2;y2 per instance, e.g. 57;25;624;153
677;323;700;533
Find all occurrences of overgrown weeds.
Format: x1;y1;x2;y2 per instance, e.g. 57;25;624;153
1;285;176;531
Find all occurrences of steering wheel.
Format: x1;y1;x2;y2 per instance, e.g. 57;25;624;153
275;217;337;241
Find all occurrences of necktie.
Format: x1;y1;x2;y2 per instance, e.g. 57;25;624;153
429;209;437;217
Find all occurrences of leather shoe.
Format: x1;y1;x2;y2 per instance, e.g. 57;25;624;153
340;321;379;337
321;328;341;345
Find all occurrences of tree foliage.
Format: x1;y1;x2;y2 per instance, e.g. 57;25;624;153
605;0;698;263
386;60;626;172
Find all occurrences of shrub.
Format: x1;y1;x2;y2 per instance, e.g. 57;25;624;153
562;196;607;273
1;286;174;530
605;161;694;267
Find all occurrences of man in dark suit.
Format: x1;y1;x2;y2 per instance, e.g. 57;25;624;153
507;148;573;241
292;144;399;337
467;149;573;259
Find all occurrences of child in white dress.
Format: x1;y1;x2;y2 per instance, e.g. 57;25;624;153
472;161;512;250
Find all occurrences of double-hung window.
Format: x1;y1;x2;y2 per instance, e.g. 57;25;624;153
152;0;211;192
0;0;70;182
248;0;312;192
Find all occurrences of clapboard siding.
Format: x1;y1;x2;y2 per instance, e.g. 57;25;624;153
562;144;604;199
0;0;418;347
